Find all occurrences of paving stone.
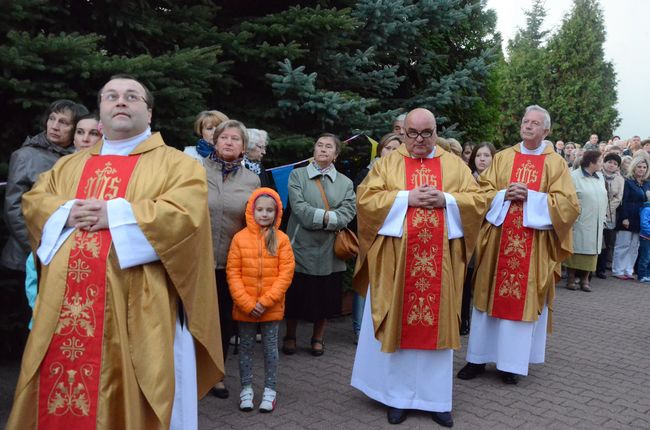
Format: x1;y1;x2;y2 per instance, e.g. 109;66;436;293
1;275;649;429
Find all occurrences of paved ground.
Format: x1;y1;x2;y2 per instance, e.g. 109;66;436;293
2;275;649;429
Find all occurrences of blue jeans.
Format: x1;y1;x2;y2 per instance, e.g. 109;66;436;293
352;292;365;335
637;237;650;280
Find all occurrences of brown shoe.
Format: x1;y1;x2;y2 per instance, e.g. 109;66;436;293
566;269;577;290
581;282;592;292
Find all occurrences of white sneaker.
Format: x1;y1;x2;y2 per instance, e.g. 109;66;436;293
259;387;276;413
239;386;254;412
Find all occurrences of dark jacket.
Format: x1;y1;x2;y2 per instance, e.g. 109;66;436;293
616;177;650;233
1;132;73;270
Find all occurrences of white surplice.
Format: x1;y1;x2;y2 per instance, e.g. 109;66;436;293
466;141;552;376
36;128;197;430
351;148;462;412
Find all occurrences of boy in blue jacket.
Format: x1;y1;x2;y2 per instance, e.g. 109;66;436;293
638;200;650;282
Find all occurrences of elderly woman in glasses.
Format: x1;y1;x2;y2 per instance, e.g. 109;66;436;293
244;128;273;187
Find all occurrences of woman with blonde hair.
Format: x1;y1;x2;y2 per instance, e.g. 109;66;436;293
612;156;650;279
184;110;229;163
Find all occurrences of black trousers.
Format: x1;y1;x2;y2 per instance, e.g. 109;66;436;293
460;257;475;330
597;229;617;274
0;267;30;359
215;269;234;362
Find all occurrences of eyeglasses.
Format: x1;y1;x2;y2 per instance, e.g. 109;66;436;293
100;92;147;104
405;129;435;139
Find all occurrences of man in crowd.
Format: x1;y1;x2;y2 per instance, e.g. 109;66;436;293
589;133;598;146
351;108;486;427
457;105;579;385
554;140;565;154
7;74;223;429
392;113;406;137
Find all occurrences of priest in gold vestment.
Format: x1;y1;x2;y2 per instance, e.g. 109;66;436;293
351;108;487;427
457;105;579;385
7;75;224;430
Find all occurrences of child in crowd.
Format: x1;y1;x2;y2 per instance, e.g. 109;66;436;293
637;198;650;282
227;188;295;412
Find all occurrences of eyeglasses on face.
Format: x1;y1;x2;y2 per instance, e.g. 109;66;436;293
405;129;435;139
100;92;147;104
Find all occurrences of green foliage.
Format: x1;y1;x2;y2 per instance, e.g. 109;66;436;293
496;0;619;146
542;0;620;142
0;0;502;173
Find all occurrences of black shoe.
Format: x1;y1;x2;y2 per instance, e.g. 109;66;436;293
596;272;607;279
281;336;296;355
432;411;454;427
457;362;485;380
387;407;407;424
499;371;519;385
210;386;229;399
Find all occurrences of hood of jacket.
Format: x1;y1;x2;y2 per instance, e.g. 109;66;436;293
21;131;73;156
244;187;283;235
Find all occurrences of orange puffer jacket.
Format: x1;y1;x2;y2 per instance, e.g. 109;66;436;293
226;187;295;322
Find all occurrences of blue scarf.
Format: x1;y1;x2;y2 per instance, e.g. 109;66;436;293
196;138;213;158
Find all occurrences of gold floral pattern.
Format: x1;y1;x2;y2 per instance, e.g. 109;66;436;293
406;294;436;326
56;286;97;338
47;364;92;416
497;272;524;299
409;244;438;278
72;232;101;259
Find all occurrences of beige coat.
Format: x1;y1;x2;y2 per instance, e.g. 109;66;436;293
205;158;260;269
602;171;624;228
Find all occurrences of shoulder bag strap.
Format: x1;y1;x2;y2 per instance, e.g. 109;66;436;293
313;177;330;210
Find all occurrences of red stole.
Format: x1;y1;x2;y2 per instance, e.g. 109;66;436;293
492;151;546;321
401;156;445;350
38;155;140;429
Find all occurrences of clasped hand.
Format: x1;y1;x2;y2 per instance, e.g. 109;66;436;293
408;184;446;208
250;302;266;319
505;182;528;202
66;199;109;232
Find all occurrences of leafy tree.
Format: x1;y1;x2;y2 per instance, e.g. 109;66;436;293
496;0;549;145
542;0;619;142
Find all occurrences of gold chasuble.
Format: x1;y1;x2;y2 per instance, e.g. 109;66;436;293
472;143;579;327
8;133;224;430
354;145;487;353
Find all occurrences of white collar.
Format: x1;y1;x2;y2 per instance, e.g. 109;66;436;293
101;128;152;156
519;141;547;155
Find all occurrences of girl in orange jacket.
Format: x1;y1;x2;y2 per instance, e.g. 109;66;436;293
226;187;295;413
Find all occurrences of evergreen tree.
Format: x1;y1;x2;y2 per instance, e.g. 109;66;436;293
542;0;619;142
0;0;226;163
496;0;549;145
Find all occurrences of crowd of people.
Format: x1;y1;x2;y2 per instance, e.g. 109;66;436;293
1;73;648;429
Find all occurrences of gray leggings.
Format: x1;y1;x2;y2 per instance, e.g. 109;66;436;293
238;321;279;390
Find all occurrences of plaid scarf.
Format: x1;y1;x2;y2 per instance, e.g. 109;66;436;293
311;160;334;176
210;152;243;179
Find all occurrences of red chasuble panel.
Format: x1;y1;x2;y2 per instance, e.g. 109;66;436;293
38;155;140;429
401;157;445;350
492;152;546;321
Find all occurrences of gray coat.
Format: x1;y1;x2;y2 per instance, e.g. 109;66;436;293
287;164;356;276
1;132;73;271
